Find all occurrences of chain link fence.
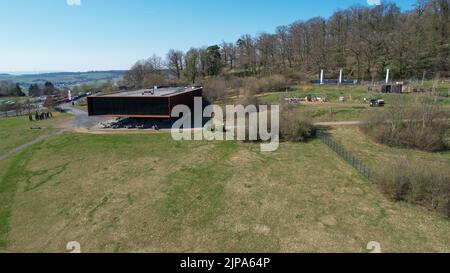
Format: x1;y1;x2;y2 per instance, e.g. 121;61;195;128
317;131;373;181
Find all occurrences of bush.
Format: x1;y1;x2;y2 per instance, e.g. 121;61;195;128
284;71;309;84
203;78;227;103
280;107;316;142
238;93;263;109
375;160;450;218
361;94;449;152
241;75;288;96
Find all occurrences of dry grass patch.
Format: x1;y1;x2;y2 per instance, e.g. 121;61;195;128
1;132;449;252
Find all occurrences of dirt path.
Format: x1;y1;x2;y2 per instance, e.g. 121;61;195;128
0;129;69;162
313;121;363;126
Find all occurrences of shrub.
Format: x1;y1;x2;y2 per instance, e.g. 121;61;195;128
361;94;449;152
375;160;450;218
203;78;227;103
280;107;316;142
284;71;309;84
238;93;263;109
241;75;288;96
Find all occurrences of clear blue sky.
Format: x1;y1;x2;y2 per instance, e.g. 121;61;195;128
0;0;416;72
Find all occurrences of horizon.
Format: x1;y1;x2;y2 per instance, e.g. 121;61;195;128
0;0;416;72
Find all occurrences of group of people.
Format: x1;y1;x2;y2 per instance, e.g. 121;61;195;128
29;109;53;121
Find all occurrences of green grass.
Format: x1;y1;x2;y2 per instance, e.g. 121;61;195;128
0;112;71;156
1;132;449;252
259;84;450;121
0;154;25;248
328;126;450;170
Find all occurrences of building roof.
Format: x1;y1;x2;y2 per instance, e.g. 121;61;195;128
95;86;202;98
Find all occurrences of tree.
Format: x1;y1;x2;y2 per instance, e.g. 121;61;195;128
257;32;279;75
221;42;236;70
28;84;43;97
124;54;165;88
204;45;222;76
14;83;25;96
184;48;200;84
44;96;55;109
126;0;449;83
276;26;295;69
43;81;57;95
166;49;184;80
0;80;18;96
236;35;258;75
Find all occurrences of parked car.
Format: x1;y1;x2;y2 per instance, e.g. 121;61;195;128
369;99;385;107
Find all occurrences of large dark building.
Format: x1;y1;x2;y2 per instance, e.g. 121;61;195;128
87;87;202;119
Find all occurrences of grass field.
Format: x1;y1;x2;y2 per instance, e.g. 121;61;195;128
0;113;71;156
1;132;449;253
328;126;450;170
260;84;450;121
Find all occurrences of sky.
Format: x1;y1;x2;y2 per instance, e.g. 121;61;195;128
0;0;417;73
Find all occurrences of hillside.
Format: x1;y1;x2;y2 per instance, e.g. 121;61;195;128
0;71;126;87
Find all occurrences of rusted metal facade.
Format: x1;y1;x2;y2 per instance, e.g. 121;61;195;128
87;87;202;119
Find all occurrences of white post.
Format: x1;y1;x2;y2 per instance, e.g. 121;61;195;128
320;69;324;85
68;90;72;101
339;69;343;85
385;69;390;84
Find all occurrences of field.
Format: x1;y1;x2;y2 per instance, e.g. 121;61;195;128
0;82;449;253
1;132;449;253
0;113;71;156
328;126;450;170
260;84;450;122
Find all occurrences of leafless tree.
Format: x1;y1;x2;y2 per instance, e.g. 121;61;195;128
166;49;184;80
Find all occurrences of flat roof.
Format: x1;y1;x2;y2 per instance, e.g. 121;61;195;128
96;87;202;98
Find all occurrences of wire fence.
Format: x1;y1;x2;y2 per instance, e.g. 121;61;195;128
317;131;373;181
1;110;30;118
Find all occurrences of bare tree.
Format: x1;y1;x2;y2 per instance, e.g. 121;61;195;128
166;49;184;80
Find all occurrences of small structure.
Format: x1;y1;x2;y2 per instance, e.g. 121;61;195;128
368;83;403;94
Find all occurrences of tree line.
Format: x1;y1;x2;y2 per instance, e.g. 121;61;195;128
125;0;449;88
0;80;59;97
0;80;25;97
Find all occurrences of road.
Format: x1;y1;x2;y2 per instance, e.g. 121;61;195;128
60;103;109;129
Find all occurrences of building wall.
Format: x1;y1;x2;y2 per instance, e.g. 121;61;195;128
87;96;170;118
168;88;203;114
87;88;203;118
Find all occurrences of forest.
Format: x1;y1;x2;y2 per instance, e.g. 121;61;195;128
125;0;449;88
